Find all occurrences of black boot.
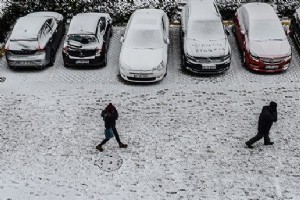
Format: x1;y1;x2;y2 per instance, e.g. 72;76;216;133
245;142;254;149
96;145;104;152
119;143;128;148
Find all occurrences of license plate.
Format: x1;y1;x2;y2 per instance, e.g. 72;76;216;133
75;60;89;64
202;65;216;70
134;74;148;78
16;61;33;65
266;65;278;69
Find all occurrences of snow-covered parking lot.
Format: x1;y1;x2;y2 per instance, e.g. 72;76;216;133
1;26;300;199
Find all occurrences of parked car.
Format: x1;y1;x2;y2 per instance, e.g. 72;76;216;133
62;13;112;67
119;9;169;82
233;3;291;73
289;8;300;48
181;0;231;74
5;11;64;69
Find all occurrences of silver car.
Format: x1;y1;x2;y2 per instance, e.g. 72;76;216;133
5;12;64;69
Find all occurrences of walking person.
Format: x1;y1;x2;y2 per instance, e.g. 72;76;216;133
96;103;128;152
245;101;277;148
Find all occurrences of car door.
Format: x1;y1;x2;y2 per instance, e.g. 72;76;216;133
162;14;169;65
234;12;246;51
99;17;108;52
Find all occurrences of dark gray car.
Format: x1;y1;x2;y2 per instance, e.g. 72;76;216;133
5;12;64;69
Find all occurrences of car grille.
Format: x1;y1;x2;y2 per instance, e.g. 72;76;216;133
127;77;156;82
68;49;96;57
190;56;227;63
9;50;37;55
260;57;285;64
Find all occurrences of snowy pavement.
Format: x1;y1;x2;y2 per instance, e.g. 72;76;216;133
0;26;300;200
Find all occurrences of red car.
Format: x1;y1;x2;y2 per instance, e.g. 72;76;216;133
233;3;291;73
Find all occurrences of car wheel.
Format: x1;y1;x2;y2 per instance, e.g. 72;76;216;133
110;28;113;37
242;51;246;66
102;52;107;67
181;55;186;70
48;49;55;67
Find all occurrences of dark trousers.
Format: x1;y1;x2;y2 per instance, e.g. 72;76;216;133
247;131;271;145
98;127;122;146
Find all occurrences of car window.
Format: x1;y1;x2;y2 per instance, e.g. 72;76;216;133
99;17;106;31
126;28;164;49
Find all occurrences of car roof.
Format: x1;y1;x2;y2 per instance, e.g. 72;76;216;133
189;0;220;21
26;11;63;21
242;3;278;21
130;9;165;30
67;13;109;35
10;16;52;40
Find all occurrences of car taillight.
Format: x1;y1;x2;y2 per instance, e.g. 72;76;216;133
96;48;101;56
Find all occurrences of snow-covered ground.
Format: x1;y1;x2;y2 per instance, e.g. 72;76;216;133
1;26;300;199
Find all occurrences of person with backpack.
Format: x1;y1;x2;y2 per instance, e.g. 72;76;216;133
96;103;128;152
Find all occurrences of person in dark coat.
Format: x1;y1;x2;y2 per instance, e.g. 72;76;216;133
245;101;277;148
96;103;128;152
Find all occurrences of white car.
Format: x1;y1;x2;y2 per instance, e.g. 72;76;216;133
119;9;169;82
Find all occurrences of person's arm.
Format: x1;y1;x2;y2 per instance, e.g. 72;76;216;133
114;109;119;120
101;110;106;118
272;109;277;122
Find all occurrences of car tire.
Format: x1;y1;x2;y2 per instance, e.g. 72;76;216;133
102;52;107;67
242;51;246;66
110;28;113;37
48;49;55;67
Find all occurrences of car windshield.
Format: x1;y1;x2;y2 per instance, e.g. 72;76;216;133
187;20;225;40
249;21;286;41
68;34;97;44
126;28;164;49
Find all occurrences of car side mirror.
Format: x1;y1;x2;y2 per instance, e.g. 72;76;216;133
120;36;124;43
165;38;170;44
225;28;230;35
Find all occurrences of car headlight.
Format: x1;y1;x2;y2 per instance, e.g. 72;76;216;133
249;51;260;62
153;61;164;71
284;55;292;62
120;63;131;70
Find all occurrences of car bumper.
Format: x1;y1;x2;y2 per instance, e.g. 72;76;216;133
120;68;166;83
63;54;106;67
247;59;291;73
6;54;48;68
183;56;231;74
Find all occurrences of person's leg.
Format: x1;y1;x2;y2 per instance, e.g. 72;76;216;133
264;132;273;145
246;132;264;145
112;127;128;148
96;138;109;151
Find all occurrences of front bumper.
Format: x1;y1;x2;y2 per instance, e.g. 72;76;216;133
63;53;106;67
246;56;291;73
120;67;166;83
183;55;231;74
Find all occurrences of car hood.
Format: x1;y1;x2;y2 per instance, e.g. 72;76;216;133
185;38;228;57
120;47;164;70
250;39;291;57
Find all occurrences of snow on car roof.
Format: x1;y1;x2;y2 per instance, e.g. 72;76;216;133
131;9;164;29
26;11;63;21
243;3;278;21
189;0;220;21
67;13;109;35
9;16;51;40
